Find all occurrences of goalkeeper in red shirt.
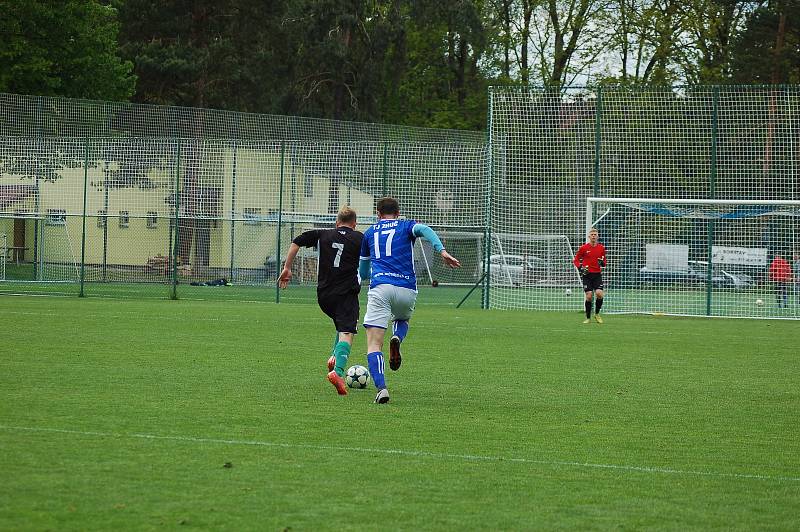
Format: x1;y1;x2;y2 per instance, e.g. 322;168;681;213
573;228;607;323
768;254;792;308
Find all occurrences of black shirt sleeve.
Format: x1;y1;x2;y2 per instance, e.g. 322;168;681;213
293;229;324;248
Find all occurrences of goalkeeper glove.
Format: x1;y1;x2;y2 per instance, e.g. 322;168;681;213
598;258;605;268
579;266;589;276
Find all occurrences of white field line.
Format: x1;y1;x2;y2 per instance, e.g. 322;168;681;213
1;424;798;483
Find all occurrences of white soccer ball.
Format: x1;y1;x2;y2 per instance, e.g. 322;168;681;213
345;365;370;389
565;288;572;296
755;298;764;307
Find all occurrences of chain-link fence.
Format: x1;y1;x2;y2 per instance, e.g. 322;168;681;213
0;93;488;306
488;86;800;318
3;88;800;318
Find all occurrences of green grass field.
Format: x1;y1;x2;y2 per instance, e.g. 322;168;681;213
1;295;799;530
0;279;485;308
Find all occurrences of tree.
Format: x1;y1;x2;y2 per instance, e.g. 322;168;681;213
0;0;135;100
485;0;611;88
679;0;758;84
730;0;800;84
484;0;536;83
282;0;386;120
485;0;517;81
116;0;294;113
378;1;490;130
594;0;693;85
543;0;609;87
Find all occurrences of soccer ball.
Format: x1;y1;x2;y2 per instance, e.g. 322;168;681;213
565;288;572;296
345;365;370;389
756;298;764;307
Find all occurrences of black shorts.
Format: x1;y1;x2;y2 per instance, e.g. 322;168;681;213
582;272;604;292
317;291;359;334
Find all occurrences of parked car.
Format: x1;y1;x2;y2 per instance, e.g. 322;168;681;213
639;260;754;289
688;261;754;289
483;254;547;286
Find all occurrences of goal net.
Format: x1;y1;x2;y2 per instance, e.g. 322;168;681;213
39;216;82;282
587;197;800;319
413;230;484;287
487;233;581;310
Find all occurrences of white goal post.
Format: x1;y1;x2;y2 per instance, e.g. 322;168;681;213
413;230;485;287
586;197;800;319
487;232;583;311
1;233;6;281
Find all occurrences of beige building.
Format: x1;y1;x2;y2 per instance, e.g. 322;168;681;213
1;144;376;280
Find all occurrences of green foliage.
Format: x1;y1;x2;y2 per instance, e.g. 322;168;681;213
114;0;491;129
0;0;134;100
389;1;490;129
116;0;294;112
730;1;800;84
3;0;799;132
280;0;388;120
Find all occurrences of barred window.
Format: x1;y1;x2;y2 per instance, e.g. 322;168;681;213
243;208;261;225
46;209;66;226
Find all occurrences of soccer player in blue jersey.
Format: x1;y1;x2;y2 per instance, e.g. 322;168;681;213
358;197;461;404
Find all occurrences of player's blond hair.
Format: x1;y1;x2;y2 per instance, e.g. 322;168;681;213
337;206;357;225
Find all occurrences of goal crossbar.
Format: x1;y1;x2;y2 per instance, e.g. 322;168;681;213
587;197;800;234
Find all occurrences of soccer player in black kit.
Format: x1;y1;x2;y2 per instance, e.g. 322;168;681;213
278;206;364;395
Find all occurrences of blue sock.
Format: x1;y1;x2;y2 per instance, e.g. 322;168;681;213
367;351;386;389
392;320;409;342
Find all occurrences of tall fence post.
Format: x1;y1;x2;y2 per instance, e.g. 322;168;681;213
483;88;494;310
230;140;238;279
171;139;182;300
32;96;43;280
290;145;297;244
593;87;602;203
102;162;109;282
276;141;285;303
381;143;389;196
79;137;89;297
706;86;719;316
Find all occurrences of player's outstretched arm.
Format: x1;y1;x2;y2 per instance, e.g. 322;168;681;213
411;223;460;268
441;250;461;268
278;243;300;288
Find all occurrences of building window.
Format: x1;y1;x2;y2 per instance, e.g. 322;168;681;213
46;209;66;226
97;209;107;228
243;208;262;225
146;211;158;229
119;211;130;228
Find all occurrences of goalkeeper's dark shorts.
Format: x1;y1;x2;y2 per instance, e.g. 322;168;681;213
582;272;604;292
317;291;359;334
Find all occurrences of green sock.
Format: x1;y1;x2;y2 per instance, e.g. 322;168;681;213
333;341;351;377
330;333;339;356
